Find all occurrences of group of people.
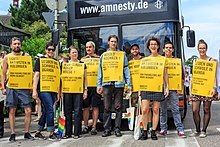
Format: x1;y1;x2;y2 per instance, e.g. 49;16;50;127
0;35;219;143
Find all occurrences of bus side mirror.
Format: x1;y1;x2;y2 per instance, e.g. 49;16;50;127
186;30;195;47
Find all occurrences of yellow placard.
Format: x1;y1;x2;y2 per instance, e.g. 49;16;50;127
191;60;216;97
8;56;33;89
139;56;166;92
40;58;60;93
128;60;141;92
81;58;99;87
166;58;182;90
62;62;84;93
102;51;124;82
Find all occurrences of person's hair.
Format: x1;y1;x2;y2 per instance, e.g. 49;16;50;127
130;44;140;50
146;37;161;53
86;41;95;48
10;37;21;45
163;41;174;48
68;45;78;53
45;42;56;49
108;35;118;42
197;39;208;49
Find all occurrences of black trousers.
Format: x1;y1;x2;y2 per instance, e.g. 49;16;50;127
0;101;4;136
64;93;83;136
103;86;123;131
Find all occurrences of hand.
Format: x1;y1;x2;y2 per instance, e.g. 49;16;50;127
211;89;216;97
126;87;132;94
2;88;6;95
35;97;41;104
164;88;169;98
97;87;103;95
176;90;181;96
32;90;38;99
83;89;88;100
55;94;60;104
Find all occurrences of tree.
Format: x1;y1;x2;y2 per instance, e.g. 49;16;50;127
185;55;198;73
8;0;49;29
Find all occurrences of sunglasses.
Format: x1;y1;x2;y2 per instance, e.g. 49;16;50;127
47;48;55;52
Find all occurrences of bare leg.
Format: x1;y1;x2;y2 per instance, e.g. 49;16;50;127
24;107;32;133
152;102;160;130
83;107;90;127
9;108;16;134
142;100;150;130
92;107;99;128
37;101;42;120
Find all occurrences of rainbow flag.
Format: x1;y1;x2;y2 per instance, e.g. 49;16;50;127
57;115;65;137
140;122;143;131
127;112;131;124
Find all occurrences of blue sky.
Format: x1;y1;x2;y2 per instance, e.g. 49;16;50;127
1;0;220;60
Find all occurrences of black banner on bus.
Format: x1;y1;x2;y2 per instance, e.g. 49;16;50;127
75;0;168;19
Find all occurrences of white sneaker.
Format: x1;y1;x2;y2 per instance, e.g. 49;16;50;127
189;131;200;137
199;131;207;138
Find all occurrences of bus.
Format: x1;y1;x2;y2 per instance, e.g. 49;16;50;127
66;0;195;121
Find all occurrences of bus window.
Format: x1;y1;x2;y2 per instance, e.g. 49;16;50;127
122;22;175;57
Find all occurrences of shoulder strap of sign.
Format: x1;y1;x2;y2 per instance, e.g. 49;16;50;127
208;57;212;61
22;52;25;56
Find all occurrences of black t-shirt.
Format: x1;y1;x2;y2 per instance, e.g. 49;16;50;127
34;56;58;90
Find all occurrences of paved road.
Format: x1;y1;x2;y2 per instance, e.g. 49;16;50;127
1;101;220;147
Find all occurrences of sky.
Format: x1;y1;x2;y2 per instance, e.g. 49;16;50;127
1;0;220;60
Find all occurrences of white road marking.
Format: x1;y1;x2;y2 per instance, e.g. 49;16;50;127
165;129;200;147
216;128;220;132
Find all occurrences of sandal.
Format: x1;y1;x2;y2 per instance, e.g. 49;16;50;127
82;127;89;134
62;135;72;139
34;118;40;122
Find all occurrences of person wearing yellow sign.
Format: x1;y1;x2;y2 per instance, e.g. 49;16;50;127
97;35;131;137
33;42;60;141
1;37;34;141
189;39;218;138
139;37;169;140
159;41;186;138
62;46;88;139
81;41;102;135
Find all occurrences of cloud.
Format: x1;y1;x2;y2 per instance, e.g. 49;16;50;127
0;10;8;15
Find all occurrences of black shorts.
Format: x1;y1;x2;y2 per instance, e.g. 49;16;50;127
141;91;164;102
83;87;102;108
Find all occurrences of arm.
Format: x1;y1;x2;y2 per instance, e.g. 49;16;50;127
97;57;103;94
32;71;40;103
83;68;88;99
1;56;8;95
123;54;132;93
164;66;169;97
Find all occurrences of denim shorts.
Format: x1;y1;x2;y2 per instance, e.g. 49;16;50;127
6;87;31;108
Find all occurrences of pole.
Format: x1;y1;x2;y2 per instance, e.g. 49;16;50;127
54;0;59;59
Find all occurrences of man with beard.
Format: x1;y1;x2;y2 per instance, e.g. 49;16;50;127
1;37;34;141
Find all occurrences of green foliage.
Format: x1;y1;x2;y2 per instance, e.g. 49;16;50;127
8;0;49;29
185;55;198;72
22;37;46;59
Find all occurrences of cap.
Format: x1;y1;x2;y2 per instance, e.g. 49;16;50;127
62;53;69;58
130;44;139;50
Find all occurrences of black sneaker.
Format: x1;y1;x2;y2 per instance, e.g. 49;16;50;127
24;132;34;140
151;130;158;140
140;130;148;140
35;132;46;140
102;130;111;137
48;133;61;141
114;129;122;137
9;134;16;142
82;127;89;134
91;128;98;135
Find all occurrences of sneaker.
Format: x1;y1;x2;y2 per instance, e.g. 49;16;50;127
9;134;16;142
151;130;158;140
199;131;207;138
158;130;167;136
178;131;187;138
91;128;98;135
82;127;89;134
102;130;111;137
189;131;200;137
48;133;61;141
139;130;148;140
35;132;46;140
114;129;122;137
24;132;34;140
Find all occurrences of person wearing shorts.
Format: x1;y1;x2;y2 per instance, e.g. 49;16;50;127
81;41;101;135
1;37;34;141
